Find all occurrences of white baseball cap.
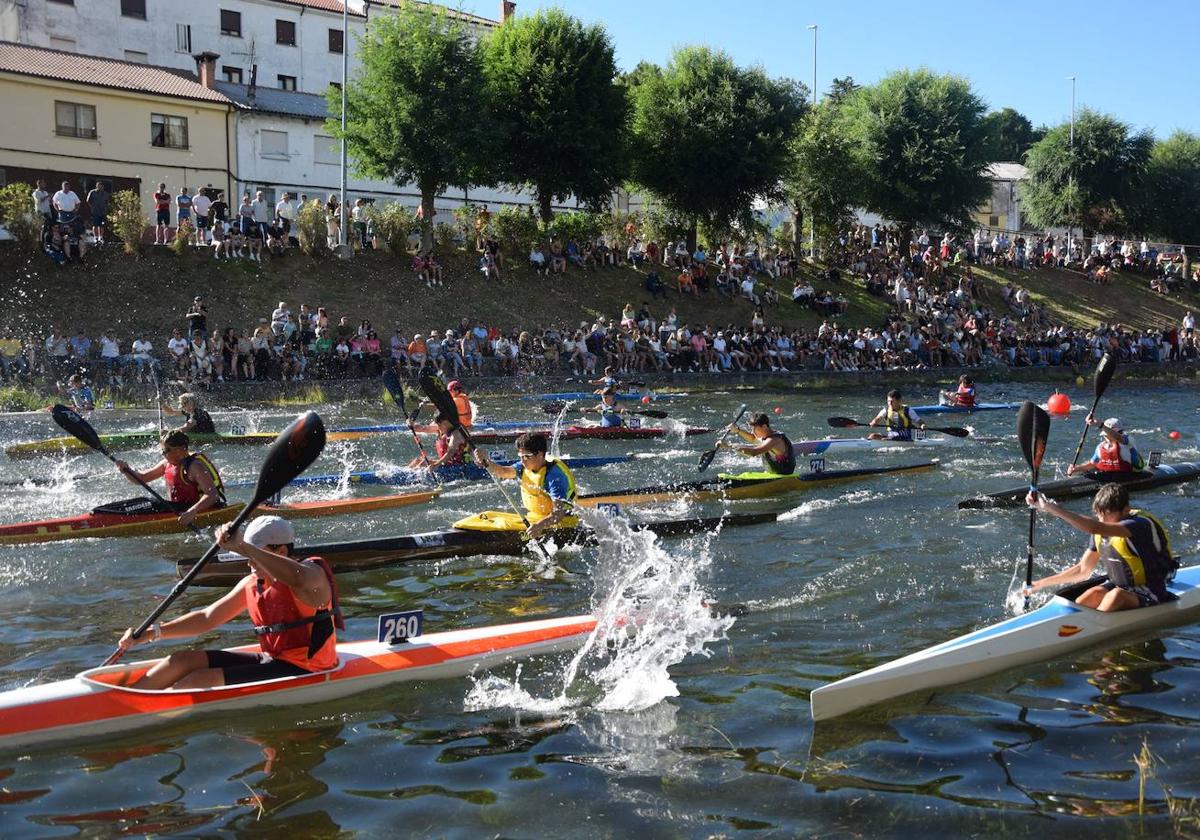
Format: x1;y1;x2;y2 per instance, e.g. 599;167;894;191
244;516;295;547
1101;417;1124;433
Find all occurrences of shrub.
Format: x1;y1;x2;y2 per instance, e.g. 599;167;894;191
640;205;692;246
109;190;146;256
0;182;41;253
169;219;195;255
296;200;328;257
433;221;460;250
491;206;540;256
549;211;605;248
368;202;417;257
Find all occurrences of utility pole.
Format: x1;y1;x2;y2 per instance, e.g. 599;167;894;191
1066;75;1075;264
339;1;349;249
808;24;817;262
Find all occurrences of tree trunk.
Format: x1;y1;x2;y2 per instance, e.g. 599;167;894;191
899;222;914;259
791;206;804;254
419;188;435;256
686;219;697;253
538;192;553;225
1184;245;1197;290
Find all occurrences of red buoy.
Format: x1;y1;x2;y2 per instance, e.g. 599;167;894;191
1046;392;1071;416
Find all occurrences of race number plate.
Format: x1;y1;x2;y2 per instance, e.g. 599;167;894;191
489;449;505;461
230;423;247;436
913;428;927;441
597;503;624;519
809;457;826;473
627;417;642;429
378;609;423;645
1149;450;1163;468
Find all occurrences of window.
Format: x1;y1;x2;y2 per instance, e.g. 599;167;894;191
49;36;76;51
988;215;1000;228
328;28;344;53
151;113;189;149
55;101;96;139
329;81;342;92
222;66;243;84
314;135;339;165
260;130;288;158
276;19;296;46
277;75;296;91
220;9;241;37
124;49;148;63
47;0;73;4
176;23;192;53
120;0;146;18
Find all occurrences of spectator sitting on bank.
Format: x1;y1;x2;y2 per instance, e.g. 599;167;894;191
644;270;666;299
530;243;548;276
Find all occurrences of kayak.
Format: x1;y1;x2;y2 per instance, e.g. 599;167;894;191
333;420;536;433
179;511;782;586
575;462;939;507
809;564;1200;722
234;454;637;490
520;391;686;403
912;402;1022;415
423;425;712;444
0;490;438;544
0;613;597;750
957;461;1200;509
792;436;960;455
5;430;369;460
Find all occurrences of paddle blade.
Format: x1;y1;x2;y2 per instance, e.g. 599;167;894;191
419;375;462;429
637;409;668;420
827;416;861;428
934;425;971;438
697;447;719;473
50;403;107;453
1016;401;1051;478
249;411;326;508
1093;352;1116;398
542;401;568;414
382;368;407;415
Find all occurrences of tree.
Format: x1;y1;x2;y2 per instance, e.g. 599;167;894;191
837;69;990;236
481;9;628;223
826;76;859;105
1144;131;1200;281
1021;109;1153;241
978;107;1042;162
784;102;863;251
628;46;807;249
329;5;492;253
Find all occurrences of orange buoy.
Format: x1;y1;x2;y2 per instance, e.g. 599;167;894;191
641;395;651;405
1046;392;1071;415
1169;430;1182;441
774;406;783;415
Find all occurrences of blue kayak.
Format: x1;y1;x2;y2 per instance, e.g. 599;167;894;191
912;402;1022;415
227;455;634;489
520;391;686;403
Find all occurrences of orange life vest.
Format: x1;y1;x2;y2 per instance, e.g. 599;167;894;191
246;557;342;672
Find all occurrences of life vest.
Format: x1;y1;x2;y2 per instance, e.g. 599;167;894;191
598;401;622;428
886;405;916;438
762;432;796;475
435;431;465;465
247;556;343;672
451;393;473;428
1093;437;1144;472
954;385;976;407
519;457;579;525
164;452;225;506
1092;509;1177;587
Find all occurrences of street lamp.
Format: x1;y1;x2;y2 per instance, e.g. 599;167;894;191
339;1;348;249
1066;75;1075;263
808;24;817;262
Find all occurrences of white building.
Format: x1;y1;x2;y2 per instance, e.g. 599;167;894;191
974;161;1028;233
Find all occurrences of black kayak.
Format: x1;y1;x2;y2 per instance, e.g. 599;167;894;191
958;461;1200;509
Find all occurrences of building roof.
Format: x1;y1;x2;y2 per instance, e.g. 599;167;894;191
367;0;500;27
215;82;332;119
273;0;364;18
986;162;1029;182
0;41;232;104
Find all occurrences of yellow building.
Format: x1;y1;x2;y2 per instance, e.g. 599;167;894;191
0;41;234;227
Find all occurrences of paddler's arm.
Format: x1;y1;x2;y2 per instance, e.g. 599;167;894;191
727;438;772;457
867;408;887;428
909;409;926;430
1028;547;1101;592
724;424;755;444
160;403;183;417
118;577;250;650
113;458;166;485
1026;493;1132;538
426;431;467;468
473;448;516;479
177;460;222;525
216;524;331;608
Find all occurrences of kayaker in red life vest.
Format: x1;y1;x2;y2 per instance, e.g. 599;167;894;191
113;430;225;527
1066;416;1145;476
1024;483;1176;611
116;516;343;689
940;375;977;408
409;413;469;469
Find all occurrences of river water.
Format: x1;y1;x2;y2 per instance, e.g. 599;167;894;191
0;382;1197;838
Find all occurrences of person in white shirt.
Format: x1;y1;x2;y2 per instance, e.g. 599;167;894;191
166;329;190;381
131;334;155;382
191;191;212;246
32;179;52;226
52;181;81;223
275;193;297;239
251;191;272;244
271;302;290;336
740;276;759;305
1183;311;1195;337
97;333;122;385
712;332;731;371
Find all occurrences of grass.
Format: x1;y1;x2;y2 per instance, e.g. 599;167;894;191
0;385;46;412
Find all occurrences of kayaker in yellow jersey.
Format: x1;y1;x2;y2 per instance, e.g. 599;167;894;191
116;517;343;689
720;413;796;475
113;430;225;527
1024;483;1176;612
867;389;926;441
472;432;577;538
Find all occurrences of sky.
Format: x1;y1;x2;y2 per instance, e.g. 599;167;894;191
459;0;1200;137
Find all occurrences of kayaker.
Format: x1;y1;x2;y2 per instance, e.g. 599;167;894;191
582;387;625;428
57;374;95;412
447;380;475;428
867;390;926;441
1025;483;1176;611
113;430;225;526
590;365;619;393
473;432;578;537
115;517;343;689
409;413;469;469
721;413;796;475
1067;416;1145;476
161;392;216;434
940;375;977;408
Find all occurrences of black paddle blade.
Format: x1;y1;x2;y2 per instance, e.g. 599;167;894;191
419;375;458;427
542;401;568;414
697;447;719;473
50;403;107;453
250;411;325;507
933;425;971;438
827;416;861;428
698;403;749;472
382;368;408;415
1094;352;1116;398
637;409;668;420
1017;401;1051;477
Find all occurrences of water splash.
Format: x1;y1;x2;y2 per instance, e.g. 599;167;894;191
548;401;573;457
779;488;881;520
464;508;733;715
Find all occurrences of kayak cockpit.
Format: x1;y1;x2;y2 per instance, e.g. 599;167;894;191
77;648;346;694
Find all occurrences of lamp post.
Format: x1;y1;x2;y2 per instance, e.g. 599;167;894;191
808;23;817;262
339;1;348;249
1066;75;1075;263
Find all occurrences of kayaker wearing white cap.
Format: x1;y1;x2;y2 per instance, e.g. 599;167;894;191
1067;415;1145;475
116;517;343;689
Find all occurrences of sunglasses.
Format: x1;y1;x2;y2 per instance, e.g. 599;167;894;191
517;451;538;460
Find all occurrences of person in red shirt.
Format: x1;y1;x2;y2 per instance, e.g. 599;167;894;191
153;181;172;245
940;374;977;407
113;430;224;526
116;517;342;689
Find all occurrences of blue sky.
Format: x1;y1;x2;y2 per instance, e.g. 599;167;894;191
461;0;1199;137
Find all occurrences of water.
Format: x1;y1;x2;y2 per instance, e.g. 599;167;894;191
0;384;1198;837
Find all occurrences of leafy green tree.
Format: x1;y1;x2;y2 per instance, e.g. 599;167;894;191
838;69;990;236
329;5;492;253
628;46;807;249
1021;108;1153;240
0;183;41;253
826;76;859;105
481;9;628;223
978;107;1043;162
1144;131;1200;279
784;102;863;253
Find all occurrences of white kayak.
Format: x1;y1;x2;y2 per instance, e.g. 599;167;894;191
810;564;1200;722
793;435;961;455
0;613;596;750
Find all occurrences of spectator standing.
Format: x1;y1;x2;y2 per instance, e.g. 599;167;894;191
175;187;193;239
85;181;109;246
237;194;261;261
52;181;81;225
32;179;52;229
153;182;172;244
185;296;208;338
191;189;212;246
275;192;297;243
325;194;341;248
251;191;272;249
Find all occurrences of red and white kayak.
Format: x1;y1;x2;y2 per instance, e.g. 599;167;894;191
421;425;712;443
0;614;596;750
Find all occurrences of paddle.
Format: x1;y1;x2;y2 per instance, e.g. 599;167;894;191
383;369;439;478
541;402;668;420
151;365;164;436
1068;352;1116;469
102;411;326;666
50;403;207;538
827;416;971;438
1017;401;1052;612
420;375;555;564
698;403;749;472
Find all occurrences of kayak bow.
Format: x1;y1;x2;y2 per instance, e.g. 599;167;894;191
958;462;1200;509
